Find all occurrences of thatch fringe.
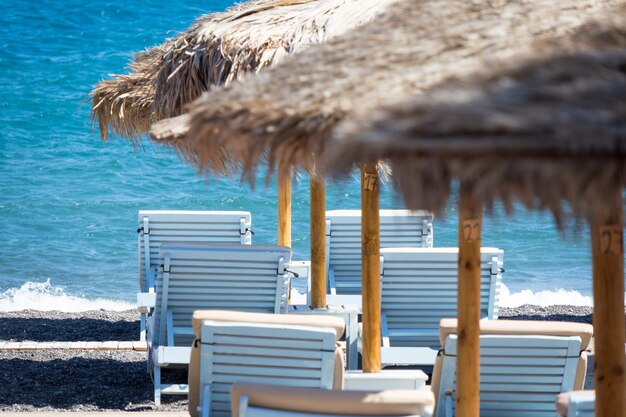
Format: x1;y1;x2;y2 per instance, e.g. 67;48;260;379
90;46;166;142
326;12;626;224
90;0;396;142
160;0;623;180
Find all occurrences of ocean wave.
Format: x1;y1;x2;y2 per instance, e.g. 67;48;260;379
0;280;616;312
0;280;135;312
291;285;599;309
499;284;594;308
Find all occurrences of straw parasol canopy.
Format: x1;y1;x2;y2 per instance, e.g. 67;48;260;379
90;0;398;142
326;7;626;225
150;0;624;179
326;9;626;416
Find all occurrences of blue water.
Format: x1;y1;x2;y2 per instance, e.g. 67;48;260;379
0;0;610;310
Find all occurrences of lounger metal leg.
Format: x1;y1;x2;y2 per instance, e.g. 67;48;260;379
140;313;146;342
153;365;161;406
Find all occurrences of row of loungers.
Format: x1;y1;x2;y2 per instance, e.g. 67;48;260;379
139;211;505;404
137;209;436;320
187;311;593;417
136;209;599;416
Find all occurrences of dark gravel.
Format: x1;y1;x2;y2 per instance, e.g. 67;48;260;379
0;305;601;411
0;349;187;412
500;305;594;324
0;310;139;342
0;310;187;412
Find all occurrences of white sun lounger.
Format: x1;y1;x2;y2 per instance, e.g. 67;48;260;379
431;319;592;417
231;383;435;417
324;209;434;307
188;311;346;417
378;247;504;366
556;391;597;417
149;243;291;405
136;210;252;339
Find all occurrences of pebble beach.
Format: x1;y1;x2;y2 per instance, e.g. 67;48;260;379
0;305;597;412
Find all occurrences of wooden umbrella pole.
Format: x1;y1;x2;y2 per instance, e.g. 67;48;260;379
590;189;625;417
310;176;327;308
457;182;482;417
278;170;292;247
361;162;381;373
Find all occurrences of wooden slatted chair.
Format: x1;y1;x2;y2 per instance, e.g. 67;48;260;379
378;247;504;366
431;319;593;417
231;383;435;417
188;311;347;417
325;209;434;307
149;243;291;405
136;210;252;340
556;391;596;417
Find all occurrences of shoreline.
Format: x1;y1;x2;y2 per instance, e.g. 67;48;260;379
0;305;600;412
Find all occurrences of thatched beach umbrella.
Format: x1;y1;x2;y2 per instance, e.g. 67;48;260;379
326;10;626;417
150;0;622;381
90;0;397;251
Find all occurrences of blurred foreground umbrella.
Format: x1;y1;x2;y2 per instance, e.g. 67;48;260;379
150;0;622;383
326;9;626;417
90;0;396;250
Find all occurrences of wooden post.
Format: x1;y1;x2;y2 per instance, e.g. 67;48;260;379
361;162;381;373
456;182;482;417
277;170;291;248
590;189;625;417
310;177;327;308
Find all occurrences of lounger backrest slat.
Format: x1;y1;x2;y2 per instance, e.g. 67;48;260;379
138;210;252;292
436;334;582;417
200;322;337;417
154;244;291;347
381;248;503;349
326;210;434;295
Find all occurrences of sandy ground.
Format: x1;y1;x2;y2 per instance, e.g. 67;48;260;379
0;306;598;411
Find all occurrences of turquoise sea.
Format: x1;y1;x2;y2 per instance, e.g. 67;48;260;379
0;0;613;311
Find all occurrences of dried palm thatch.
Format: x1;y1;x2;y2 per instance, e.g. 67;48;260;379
327;9;626;225
151;0;624;178
90;0;397;142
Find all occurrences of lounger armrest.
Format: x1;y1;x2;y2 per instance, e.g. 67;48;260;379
137;292;156;312
288;260;310;280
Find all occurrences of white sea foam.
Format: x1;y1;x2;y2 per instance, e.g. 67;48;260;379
500;284;594;308
294;284;598;308
0;280;135;312
0;280;615;312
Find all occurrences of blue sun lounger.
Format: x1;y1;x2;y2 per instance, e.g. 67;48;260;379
148;243;291;405
136;210;252;339
324;209;434;307
432;319;592;417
